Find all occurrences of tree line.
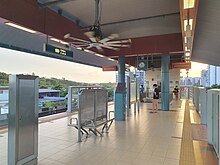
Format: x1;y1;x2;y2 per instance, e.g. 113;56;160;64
0;72;115;98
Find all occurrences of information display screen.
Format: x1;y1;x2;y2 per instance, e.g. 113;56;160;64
44;44;73;57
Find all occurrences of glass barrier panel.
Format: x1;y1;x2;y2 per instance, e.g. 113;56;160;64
0;87;8;164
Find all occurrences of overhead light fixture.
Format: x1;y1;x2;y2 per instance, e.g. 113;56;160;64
95;53;104;57
185;52;190;57
183;0;195;9
5;22;37;33
76;47;82;50
184;19;193;32
185;56;191;60
50;38;69;45
108;58;115;61
184;36;187;43
84;49;92;53
185;46;190;51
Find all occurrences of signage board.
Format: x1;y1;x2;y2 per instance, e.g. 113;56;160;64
102;66;118;71
43;44;73;57
171;62;191;69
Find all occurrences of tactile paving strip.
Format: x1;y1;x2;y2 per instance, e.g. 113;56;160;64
179;100;196;165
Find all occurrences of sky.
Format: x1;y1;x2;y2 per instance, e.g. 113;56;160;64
0;47;116;83
180;62;207;77
0;47;208;83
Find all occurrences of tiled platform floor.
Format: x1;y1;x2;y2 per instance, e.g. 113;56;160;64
0;100;218;165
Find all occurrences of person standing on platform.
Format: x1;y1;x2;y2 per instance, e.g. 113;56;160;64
152;84;159;113
140;85;144;93
173;86;179;101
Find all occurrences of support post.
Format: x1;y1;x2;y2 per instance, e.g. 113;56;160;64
115;56;126;121
161;55;170;111
67;87;72;112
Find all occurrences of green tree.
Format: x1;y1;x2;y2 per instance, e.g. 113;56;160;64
52;84;63;90
60;90;68;97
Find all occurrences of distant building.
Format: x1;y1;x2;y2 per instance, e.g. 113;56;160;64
180;77;201;86
116;70;146;86
208;65;220;86
201;69;209;87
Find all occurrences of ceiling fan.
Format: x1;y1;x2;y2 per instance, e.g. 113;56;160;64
64;0;131;52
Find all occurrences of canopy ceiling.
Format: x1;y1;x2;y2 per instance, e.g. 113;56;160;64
192;0;220;66
1;1;219;67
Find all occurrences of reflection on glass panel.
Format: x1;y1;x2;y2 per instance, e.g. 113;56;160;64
0;88;9;127
0;88;8;165
130;82;136;103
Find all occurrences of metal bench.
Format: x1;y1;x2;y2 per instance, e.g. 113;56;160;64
68;88;115;142
68;111;114;137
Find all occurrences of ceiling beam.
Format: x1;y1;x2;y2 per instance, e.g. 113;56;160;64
82;12;180;29
38;0;77;8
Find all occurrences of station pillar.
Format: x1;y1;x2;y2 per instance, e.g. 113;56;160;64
114;56;126;121
161;55;170;111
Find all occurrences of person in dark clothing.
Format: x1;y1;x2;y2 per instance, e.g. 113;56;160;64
140;85;144;93
152;84;159;113
173;86;179;101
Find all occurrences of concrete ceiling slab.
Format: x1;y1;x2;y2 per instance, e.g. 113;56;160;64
192;0;220;66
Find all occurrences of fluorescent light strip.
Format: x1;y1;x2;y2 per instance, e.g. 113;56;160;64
183;0;195;9
76;47;82;50
184;37;187;44
50;38;69;45
95;53;104;57
84;49;91;53
5;22;36;33
185;52;190;57
184;19;193;31
108;58;115;61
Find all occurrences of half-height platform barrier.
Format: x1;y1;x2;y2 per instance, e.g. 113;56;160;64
68;87;114;142
192;87;219;159
193;87;207;124
207;89;220;159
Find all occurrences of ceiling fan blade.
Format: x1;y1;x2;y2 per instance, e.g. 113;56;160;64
70;41;90;45
100;44;120;51
95;45;103;52
64;34;91;43
86;45;93;49
99;34;119;43
105;44;130;48
107;39;131;44
84;31;97;43
84;31;94;38
70;43;89;47
64;33;71;39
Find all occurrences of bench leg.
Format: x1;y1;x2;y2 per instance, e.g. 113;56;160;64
81;127;89;137
101;123;107;133
89;128;97;136
106;120;114;132
74;126;84;136
95;129;103;136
